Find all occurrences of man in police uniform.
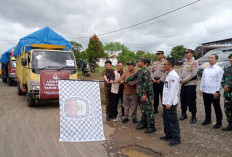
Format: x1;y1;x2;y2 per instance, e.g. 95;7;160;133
179;49;198;123
221;53;232;131
151;51;167;114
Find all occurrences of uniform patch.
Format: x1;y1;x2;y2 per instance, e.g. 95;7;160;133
172;80;175;83
193;62;197;67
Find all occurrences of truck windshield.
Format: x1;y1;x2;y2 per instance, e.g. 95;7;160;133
32;51;75;70
11;61;16;67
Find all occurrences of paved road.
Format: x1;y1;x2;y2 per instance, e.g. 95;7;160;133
0;78;232;157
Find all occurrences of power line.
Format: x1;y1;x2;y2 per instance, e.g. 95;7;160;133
68;0;201;39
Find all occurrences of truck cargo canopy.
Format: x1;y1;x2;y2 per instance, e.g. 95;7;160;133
14;27;72;57
1;47;15;64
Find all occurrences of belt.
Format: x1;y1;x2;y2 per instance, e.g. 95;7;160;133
189;75;197;81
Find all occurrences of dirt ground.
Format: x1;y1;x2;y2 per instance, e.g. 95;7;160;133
0;68;232;157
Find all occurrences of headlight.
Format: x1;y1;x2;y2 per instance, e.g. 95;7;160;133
29;80;40;91
9;73;15;78
32;85;40;90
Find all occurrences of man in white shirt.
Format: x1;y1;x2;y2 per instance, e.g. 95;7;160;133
160;58;181;147
200;54;224;129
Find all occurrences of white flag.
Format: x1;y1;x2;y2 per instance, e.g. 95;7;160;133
58;80;105;142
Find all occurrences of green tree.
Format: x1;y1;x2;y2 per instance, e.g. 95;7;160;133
86;34;108;62
118;48;136;64
104;42;128;56
170;45;186;60
70;41;83;60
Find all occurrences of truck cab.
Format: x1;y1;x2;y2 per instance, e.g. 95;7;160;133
16;44;78;107
1;56;16;85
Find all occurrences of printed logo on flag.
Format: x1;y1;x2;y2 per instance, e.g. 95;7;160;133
64;97;89;119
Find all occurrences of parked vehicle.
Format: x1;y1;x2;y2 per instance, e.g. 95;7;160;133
0;47;17;85
197;47;232;77
14;27;78;107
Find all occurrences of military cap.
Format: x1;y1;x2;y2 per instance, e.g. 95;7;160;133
138;57;146;62
185;49;194;54
127;61;136;66
228;53;232;59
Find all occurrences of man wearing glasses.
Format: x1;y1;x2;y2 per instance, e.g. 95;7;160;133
151;51;167;114
179;49;198;123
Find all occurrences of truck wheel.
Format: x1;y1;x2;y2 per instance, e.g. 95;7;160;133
8;78;12;86
17;83;23;95
27;93;36;107
3;78;7;83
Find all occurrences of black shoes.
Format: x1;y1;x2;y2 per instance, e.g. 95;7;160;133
160;135;172;141
122;118;129;123
222;124;232;131
136;123;147;130
144;127;156;133
132;118;137;123
106;116;111;121
179;113;188;120
213;123;222;129
154;108;158;114
169;140;181;146
190;115;197;124
201;120;212;126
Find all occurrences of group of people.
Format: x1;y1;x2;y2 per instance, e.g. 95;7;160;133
102;49;232;147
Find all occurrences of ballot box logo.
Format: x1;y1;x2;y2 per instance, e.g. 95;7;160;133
64;97;89;119
52;73;60;80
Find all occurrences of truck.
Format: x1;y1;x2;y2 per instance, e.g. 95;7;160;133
0;47;17;85
14;27;77;107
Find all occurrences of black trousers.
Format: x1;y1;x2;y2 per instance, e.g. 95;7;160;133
180;85;197;114
163;104;180;141
153;81;164;109
203;93;223;124
111;93;123;118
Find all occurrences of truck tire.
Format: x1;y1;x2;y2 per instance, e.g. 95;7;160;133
8;78;12;86
27;92;36;107
3;78;7;83
17;82;24;95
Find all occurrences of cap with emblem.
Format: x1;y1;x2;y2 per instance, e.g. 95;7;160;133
127;61;136;66
156;50;164;55
185;49;194;54
228;53;232;59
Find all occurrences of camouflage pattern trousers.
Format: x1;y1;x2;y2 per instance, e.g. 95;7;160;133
139;97;155;127
224;97;232;123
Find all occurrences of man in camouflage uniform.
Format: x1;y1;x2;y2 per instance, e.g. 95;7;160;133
125;57;156;133
221;53;232;131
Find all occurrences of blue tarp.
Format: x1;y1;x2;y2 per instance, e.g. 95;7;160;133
1;47;15;64
14;27;72;57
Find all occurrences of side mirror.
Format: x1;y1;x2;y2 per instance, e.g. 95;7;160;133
21;58;27;66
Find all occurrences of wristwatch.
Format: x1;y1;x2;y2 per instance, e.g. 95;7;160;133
216;91;220;93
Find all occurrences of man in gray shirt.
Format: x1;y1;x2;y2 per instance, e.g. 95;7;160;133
179;49;198;123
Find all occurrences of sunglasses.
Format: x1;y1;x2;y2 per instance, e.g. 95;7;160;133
156;53;162;55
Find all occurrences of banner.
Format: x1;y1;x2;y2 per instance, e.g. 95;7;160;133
40;71;69;99
58;80;105;142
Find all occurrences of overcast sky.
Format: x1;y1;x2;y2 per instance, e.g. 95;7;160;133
0;0;232;56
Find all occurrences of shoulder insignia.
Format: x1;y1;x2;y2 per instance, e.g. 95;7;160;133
193;62;197;67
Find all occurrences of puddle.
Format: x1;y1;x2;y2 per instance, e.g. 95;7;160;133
121;145;162;157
